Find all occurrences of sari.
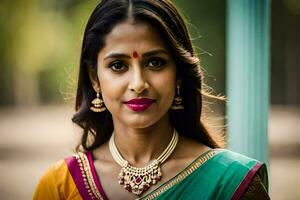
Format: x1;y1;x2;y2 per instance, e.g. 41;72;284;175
33;149;269;200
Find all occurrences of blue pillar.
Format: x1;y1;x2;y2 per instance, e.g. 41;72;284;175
226;0;270;163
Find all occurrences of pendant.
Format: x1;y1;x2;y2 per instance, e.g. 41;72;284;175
118;159;162;196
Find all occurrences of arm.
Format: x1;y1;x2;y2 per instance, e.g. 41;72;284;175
231;162;270;200
239;172;270;200
33;163;61;200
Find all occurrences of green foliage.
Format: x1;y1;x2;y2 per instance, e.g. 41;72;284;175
0;0;99;105
174;0;226;95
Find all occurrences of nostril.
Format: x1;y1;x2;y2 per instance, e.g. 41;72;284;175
128;68;150;93
129;81;149;94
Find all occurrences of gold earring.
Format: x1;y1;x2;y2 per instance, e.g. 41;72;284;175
90;91;106;112
171;85;184;110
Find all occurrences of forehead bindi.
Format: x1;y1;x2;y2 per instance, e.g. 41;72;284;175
132;51;139;58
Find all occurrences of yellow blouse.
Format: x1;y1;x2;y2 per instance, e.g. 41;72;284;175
33;160;82;200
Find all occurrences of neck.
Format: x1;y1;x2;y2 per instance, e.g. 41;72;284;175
112;115;173;167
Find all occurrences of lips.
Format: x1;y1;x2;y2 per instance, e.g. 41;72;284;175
124;98;155;112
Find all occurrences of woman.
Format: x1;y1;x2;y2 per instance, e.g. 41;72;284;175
33;0;270;199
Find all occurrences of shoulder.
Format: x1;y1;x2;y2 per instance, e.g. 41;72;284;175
44;154;81;179
210;149;269;199
211;149;268;185
36;159;70;186
212;149;264;170
33;155;82;200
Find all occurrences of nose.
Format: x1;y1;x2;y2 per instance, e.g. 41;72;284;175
128;66;149;94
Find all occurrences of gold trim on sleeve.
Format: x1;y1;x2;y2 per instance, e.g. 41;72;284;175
75;152;105;200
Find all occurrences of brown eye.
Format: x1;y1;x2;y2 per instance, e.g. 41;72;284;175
109;60;128;72
147;57;166;69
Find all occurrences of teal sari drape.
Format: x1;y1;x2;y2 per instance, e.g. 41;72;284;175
140;149;268;200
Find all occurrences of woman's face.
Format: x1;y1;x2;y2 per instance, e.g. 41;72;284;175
97;20;177;129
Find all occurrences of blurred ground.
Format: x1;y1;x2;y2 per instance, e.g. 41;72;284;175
0;105;299;199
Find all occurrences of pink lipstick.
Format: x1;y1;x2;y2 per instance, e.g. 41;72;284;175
125;98;155;112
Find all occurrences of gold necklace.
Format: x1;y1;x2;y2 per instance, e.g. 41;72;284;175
108;129;179;196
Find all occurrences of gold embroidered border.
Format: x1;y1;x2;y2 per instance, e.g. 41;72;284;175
139;150;216;200
75;152;104;200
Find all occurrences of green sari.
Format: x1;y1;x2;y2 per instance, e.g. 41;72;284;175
34;149;269;200
140;149;269;200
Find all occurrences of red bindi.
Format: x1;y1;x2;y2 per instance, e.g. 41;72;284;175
133;51;138;58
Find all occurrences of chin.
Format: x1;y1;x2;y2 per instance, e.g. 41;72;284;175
126;112;163;127
112;106;170;129
126;118;157;129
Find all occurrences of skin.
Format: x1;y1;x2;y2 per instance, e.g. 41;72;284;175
89;20;209;200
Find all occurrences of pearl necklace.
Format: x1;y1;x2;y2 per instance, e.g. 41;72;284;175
108;129;179;196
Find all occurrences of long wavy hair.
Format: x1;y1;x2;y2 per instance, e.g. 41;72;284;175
72;0;224;151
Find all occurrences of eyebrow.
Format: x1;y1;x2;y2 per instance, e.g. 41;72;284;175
103;49;169;60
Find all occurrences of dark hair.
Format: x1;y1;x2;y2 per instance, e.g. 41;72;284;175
72;0;224;151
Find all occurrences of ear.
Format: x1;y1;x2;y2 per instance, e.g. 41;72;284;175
87;65;100;92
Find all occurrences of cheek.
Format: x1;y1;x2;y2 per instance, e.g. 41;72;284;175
97;69;126;107
99;82;123;113
151;69;177;102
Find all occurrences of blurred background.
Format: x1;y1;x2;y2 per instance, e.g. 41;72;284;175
0;0;299;199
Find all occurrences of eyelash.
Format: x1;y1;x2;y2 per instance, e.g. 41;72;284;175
109;60;127;73
108;57;166;73
146;57;166;69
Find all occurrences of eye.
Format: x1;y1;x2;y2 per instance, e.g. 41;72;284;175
109;60;128;72
146;57;166;69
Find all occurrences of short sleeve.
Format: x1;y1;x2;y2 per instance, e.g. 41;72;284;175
239;164;270;200
33;161;62;200
33;159;82;200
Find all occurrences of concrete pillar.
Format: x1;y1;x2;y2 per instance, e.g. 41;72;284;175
226;0;271;163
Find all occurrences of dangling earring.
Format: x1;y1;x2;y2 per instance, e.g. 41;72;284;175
171;85;184;110
90;91;106;112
